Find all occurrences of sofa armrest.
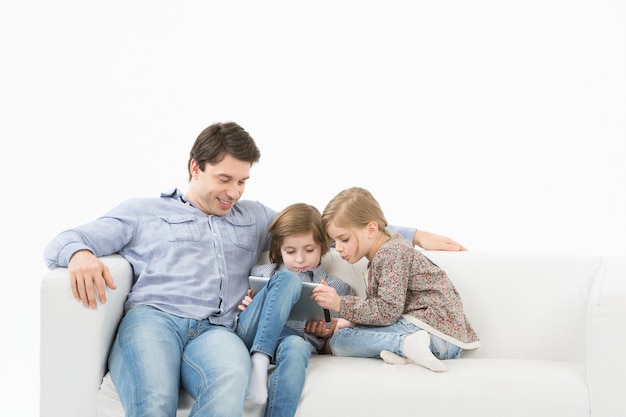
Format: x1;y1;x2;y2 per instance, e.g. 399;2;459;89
40;255;133;417
587;255;626;417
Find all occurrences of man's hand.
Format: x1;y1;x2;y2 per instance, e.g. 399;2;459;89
413;230;468;251
67;250;117;309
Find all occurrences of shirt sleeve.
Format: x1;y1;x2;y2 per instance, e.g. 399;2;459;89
388;225;416;244
43;200;136;269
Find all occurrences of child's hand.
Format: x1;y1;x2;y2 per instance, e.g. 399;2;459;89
311;280;341;312
334;318;354;333
305;319;334;338
237;289;253;312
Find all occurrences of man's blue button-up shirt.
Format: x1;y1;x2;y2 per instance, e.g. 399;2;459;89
44;188;417;329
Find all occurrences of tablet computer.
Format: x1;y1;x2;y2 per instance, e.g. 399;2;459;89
249;276;331;326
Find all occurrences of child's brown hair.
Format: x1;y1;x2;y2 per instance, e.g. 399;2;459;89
268;203;331;264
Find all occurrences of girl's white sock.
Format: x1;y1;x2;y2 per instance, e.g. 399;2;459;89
380;350;413;365
247;352;270;404
403;330;447;372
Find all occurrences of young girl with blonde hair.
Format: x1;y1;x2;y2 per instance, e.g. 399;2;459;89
312;187;480;371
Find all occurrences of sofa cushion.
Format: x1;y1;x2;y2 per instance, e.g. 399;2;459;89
423;251;601;362
98;355;589;417
299;356;589;417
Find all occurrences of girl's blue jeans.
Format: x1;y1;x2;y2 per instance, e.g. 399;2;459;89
329;316;462;360
236;270;312;417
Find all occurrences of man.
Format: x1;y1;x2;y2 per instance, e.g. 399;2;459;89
44;121;466;417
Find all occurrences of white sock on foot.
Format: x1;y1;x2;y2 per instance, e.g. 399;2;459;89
403;330;447;372
247;353;270;404
380;350;413;365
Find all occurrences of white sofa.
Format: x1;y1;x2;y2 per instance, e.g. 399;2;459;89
40;249;626;417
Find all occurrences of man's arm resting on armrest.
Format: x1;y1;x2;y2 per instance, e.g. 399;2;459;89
68;249;118;309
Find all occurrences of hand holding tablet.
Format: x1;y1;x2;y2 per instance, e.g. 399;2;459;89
249;276;332;328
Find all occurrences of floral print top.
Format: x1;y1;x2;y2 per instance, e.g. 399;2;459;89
339;234;479;348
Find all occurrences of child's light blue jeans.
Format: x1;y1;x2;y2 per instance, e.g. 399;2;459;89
236;270;312;417
330;316;462;360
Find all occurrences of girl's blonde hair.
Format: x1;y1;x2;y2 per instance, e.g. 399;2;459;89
268;203;330;264
321;187;389;237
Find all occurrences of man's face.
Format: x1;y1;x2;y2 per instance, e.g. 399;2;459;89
187;153;251;216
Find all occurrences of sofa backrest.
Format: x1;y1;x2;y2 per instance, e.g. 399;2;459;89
319;249;602;362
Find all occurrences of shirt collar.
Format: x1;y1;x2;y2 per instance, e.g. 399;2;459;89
277;263;326;283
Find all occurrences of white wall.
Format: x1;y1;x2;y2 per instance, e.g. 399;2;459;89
2;1;624;415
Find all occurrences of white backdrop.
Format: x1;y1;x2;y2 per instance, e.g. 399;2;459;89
2;1;625;415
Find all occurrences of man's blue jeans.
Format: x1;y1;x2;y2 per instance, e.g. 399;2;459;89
236;271;311;417
109;304;251;417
